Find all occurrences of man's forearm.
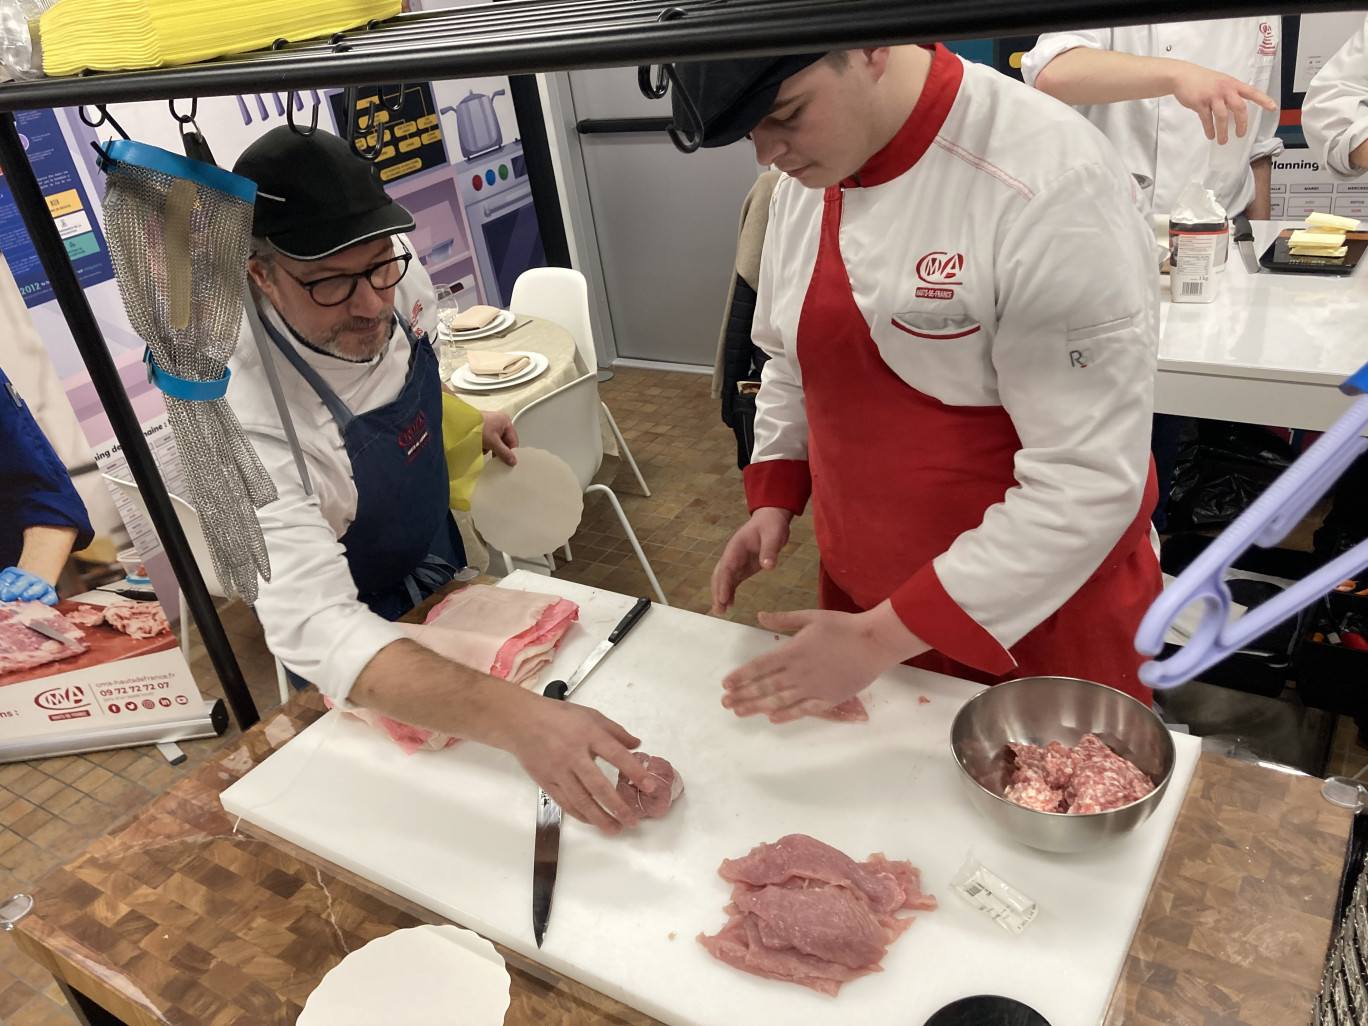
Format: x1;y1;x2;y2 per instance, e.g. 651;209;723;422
15;525;79;584
1034;48;1181;105
1247;155;1272;220
347;637;531;749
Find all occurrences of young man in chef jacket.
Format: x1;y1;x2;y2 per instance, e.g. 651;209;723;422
676;46;1163;721
1022;19;1283;219
227;128;655;833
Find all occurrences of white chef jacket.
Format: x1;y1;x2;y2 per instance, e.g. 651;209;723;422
225;237;439;701
1021;19;1284;216
748;50;1160;655
1304;16;1368;179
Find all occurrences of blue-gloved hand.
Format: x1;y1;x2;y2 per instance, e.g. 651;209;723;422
0;567;59;605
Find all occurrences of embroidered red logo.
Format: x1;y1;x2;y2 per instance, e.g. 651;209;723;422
916;251;964;286
915;286;955;301
409;300;426;340
1256;21;1276;57
398;410;431;464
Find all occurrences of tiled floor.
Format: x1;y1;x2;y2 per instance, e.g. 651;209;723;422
2;366;1366;1025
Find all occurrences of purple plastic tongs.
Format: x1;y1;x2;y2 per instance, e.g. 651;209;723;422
1136;363;1368;689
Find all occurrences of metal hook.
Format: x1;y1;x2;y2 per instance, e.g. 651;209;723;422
663;63;703;153
286;90;319;137
168;97;197;124
78;105;130;140
378;83;406;114
342;85;384;162
637;63;669;100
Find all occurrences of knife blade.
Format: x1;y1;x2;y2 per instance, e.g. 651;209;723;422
533;678;567;949
532;597;653;947
1232;213;1261;274
25;619;81;648
562;596;651;699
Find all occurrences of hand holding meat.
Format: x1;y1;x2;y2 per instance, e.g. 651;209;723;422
710;506;792;615
503;695;658;834
722;601;928;723
1170;63;1276;143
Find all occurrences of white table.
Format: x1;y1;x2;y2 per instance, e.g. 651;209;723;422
1157;220;1368;431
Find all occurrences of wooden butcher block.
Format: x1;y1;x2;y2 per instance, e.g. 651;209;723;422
0;600;177;689
223;572;1201;1026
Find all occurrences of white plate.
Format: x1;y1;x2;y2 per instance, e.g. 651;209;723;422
449;351;548;391
438;308;515;341
297;924;510;1026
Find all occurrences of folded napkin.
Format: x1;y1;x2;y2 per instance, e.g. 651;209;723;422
339;586;579;755
444;304;502;332
465;351;530;379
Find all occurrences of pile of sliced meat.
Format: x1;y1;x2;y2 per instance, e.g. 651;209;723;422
0;601;89;675
698;834;936;996
1004;734;1154;814
64;600;171;639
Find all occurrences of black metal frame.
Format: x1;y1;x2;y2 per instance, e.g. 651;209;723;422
0;0;1350;730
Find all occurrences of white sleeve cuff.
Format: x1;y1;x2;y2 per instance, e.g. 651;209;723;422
1020;31;1108;88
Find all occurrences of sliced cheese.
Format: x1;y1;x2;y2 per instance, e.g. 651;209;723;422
1289;228;1348;247
1306;211;1361;232
1289;244;1348;258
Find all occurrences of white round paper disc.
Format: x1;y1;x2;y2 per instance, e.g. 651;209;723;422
298;924;510;1026
469;447;583;557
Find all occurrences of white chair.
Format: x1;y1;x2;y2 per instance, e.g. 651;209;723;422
509;266;651;503
510;372;667;605
102;475;290;704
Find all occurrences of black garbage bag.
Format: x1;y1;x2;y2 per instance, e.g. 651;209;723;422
1165;421;1296;531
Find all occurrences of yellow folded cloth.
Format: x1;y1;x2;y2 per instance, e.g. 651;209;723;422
41;0;400;76
444;305;502;332
441;393;485;512
466;352;530;379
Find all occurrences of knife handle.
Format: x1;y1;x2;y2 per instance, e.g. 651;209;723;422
544;680;568;701
1232;213;1254;243
608;596;652;644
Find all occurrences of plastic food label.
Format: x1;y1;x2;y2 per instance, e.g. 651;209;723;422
951;856;1038;935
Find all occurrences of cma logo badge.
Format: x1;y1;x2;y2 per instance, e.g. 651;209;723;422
398;410;431;463
34;684;88;712
916;252;964;286
409;300;427;340
1257;21;1277;57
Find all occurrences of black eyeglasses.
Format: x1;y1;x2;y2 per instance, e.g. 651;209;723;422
279;244;412;307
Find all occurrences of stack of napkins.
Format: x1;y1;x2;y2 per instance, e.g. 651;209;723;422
442;304;501;333
465;351;530;379
40;0;399;76
1288;211;1361;258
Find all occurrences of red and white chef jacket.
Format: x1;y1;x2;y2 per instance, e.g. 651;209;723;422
745;45;1163;699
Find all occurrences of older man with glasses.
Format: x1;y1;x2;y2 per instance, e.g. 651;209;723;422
225;127;655;834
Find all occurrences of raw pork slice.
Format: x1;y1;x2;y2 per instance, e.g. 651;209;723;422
0;601;88;675
699;835;936;995
815;696;869;723
614;753;684;817
1003;733;1154;814
102;601;171;639
63;604;108;628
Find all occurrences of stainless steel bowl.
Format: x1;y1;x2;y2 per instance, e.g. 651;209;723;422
949;676;1176;854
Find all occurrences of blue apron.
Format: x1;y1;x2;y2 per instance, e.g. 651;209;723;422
263;312;467;622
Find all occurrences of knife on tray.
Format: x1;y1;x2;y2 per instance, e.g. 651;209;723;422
1232;213;1261;274
533;596;653;948
25;619;82;648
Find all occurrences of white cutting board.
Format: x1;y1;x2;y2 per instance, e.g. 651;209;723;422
223;573;1201;1026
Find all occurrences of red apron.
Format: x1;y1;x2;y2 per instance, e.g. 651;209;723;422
797;186;1161;704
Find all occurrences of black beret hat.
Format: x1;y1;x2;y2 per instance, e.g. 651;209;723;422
671;53;827;148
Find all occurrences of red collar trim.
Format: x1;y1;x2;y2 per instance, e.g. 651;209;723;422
842;44;962;189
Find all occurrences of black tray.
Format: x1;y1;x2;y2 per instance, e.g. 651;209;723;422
1259;230;1367;275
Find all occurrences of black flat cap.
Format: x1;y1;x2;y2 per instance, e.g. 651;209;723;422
672;53;827;148
232;127;414;261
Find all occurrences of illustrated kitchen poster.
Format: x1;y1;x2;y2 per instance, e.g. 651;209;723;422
0;387;204;761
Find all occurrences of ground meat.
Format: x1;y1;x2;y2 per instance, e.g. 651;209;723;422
102;601;171;640
1003;734;1154;814
698;834;935;995
63;604;108;628
815;696;869;722
614;753;684;817
0;601;88;675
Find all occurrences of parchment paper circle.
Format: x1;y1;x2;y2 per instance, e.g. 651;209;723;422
470;447;583;557
298;924;510;1026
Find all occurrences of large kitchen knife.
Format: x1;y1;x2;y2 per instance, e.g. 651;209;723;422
532;596;653;948
24;619;81;648
1232;213;1261;274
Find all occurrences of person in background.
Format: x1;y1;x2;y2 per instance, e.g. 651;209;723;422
227;128;653;832
0;365;93;605
1022;19;1282;219
673;43;1162;722
1022;19;1283;533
